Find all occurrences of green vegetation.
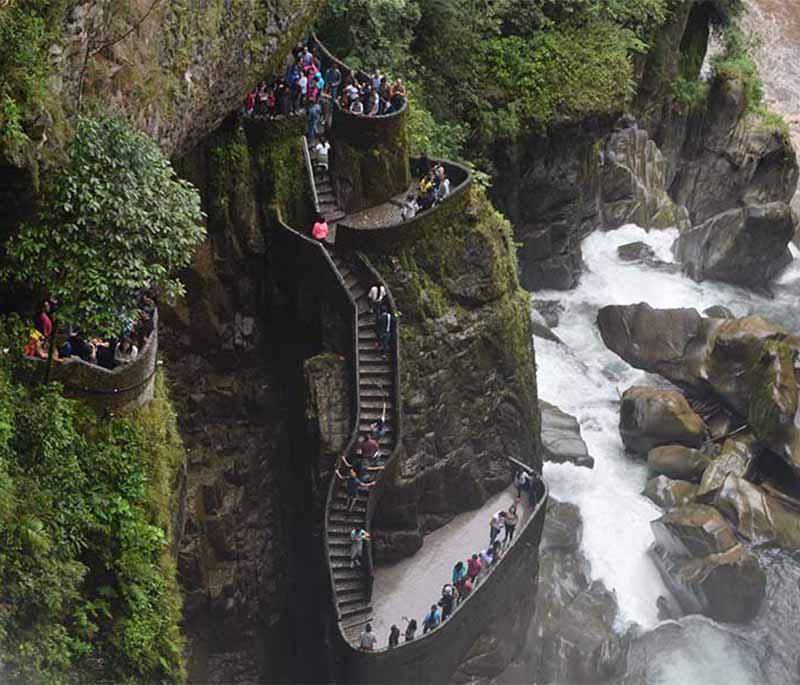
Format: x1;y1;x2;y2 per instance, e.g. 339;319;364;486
710;26;789;136
0;339;185;684
0;2;64;154
672;77;710;111
1;113;205;337
317;0;680;160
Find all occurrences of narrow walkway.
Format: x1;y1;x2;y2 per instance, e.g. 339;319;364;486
370;485;531;645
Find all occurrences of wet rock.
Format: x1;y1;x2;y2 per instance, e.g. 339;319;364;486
651;504;737;559
597;303;716;388
673;203;795;289
644;475;697;510
696;434;757;500
528;499;628;685
371;529;423;562
598;125;690;232
652;543;766;623
618;241;656;262
747;338;800;474
703;305;735;319
533;299;564;328
541;401;595;468
714;473;777;545
620;386;706;455
531;310;564;345
647;445;710;482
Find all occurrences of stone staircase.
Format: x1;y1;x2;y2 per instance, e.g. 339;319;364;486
324;249;399;643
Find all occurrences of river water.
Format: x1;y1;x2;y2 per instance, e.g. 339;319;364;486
533;225;800;683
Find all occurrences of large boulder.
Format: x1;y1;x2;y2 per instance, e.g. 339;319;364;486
673;202;795;289
696;433;757;500
647;445;710;482
747;338;800;474
644;475;697;510
541;401;594;468
650;504;766;623
651;543;767;623
597;303;718;388
713;473;777;545
620;387;706;455
714;473;800;550
651;504;737;559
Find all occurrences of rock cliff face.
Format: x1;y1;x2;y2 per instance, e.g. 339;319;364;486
365;188;542;559
494;0;798;291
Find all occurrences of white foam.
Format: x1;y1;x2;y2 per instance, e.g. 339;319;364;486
534;225;799;630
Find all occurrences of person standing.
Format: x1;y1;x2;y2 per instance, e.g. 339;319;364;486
307;101;321;138
33;300;53;339
467;553;482;584
359;623;377;650
388;624;400;648
452;560;467;595
312;215;329;241
404;618;418;642
377;310;393;356
504;504;519;544
350;527;370;568
490;510;505;545
422;604;441;633
325;64;342;101
439;584;457;621
368;283;387;317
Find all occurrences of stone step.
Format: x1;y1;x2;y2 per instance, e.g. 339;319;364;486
331;501;367;514
329;512;368;526
317;181;333;194
335;578;370;594
332;567;367;582
358;330;378;341
339;599;371;616
341;612;373;633
340;605;372;624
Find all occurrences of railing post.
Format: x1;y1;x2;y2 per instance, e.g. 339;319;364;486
303;136;321;215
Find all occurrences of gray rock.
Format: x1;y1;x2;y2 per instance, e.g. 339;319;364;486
533;299;564;328
531;310;564;345
696;434;756;500
647;445;710;482
650;542;766;624
644;475;698;510
541;401;595;468
651;504;737;559
673;203;795;289
703;305;735;319
620;386;706;455
618;241;656;262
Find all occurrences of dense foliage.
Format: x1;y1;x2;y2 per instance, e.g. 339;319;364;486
0;331;184;683
2;113;205;336
318;0;748;160
0;1;68;154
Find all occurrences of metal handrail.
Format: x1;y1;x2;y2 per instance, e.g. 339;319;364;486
303;135;321;215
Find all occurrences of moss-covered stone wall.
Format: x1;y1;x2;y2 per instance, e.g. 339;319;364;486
366;186;541;560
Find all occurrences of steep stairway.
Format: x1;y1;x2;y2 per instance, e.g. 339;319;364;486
325;239;399;644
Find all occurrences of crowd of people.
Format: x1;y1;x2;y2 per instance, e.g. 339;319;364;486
23;291;157;371
401;161;453;221
355;468;544;651
242;41;406;131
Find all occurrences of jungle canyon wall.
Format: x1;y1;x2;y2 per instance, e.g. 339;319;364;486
494;0;798;292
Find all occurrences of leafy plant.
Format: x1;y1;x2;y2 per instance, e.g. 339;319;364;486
1;113;206;336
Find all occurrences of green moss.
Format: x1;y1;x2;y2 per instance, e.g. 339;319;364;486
0;358;186;684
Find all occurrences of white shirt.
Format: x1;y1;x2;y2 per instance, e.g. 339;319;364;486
368;285;386;303
491;511;504;529
299;75;308;94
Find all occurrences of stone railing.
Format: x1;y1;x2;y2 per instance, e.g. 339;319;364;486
335;458;548;684
335;158;473;252
309;33;411;213
24;310;159;414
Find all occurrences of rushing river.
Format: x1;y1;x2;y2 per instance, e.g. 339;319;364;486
533;225;800;683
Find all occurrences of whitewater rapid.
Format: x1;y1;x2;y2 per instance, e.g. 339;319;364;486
534;225;800;633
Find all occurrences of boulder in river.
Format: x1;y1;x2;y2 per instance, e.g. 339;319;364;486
696;433;757;500
617;241;655;262
647;445;710;482
620;386;706;455
541;401;594;468
672;202;795;289
650;504;766;623
651;543;766;624
597;303;718;388
703;305;735;319
644;475;698;510
651;504;737;559
531;310;564;345
530;499;628;684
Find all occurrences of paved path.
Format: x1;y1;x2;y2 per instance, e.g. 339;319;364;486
371;484;534;645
